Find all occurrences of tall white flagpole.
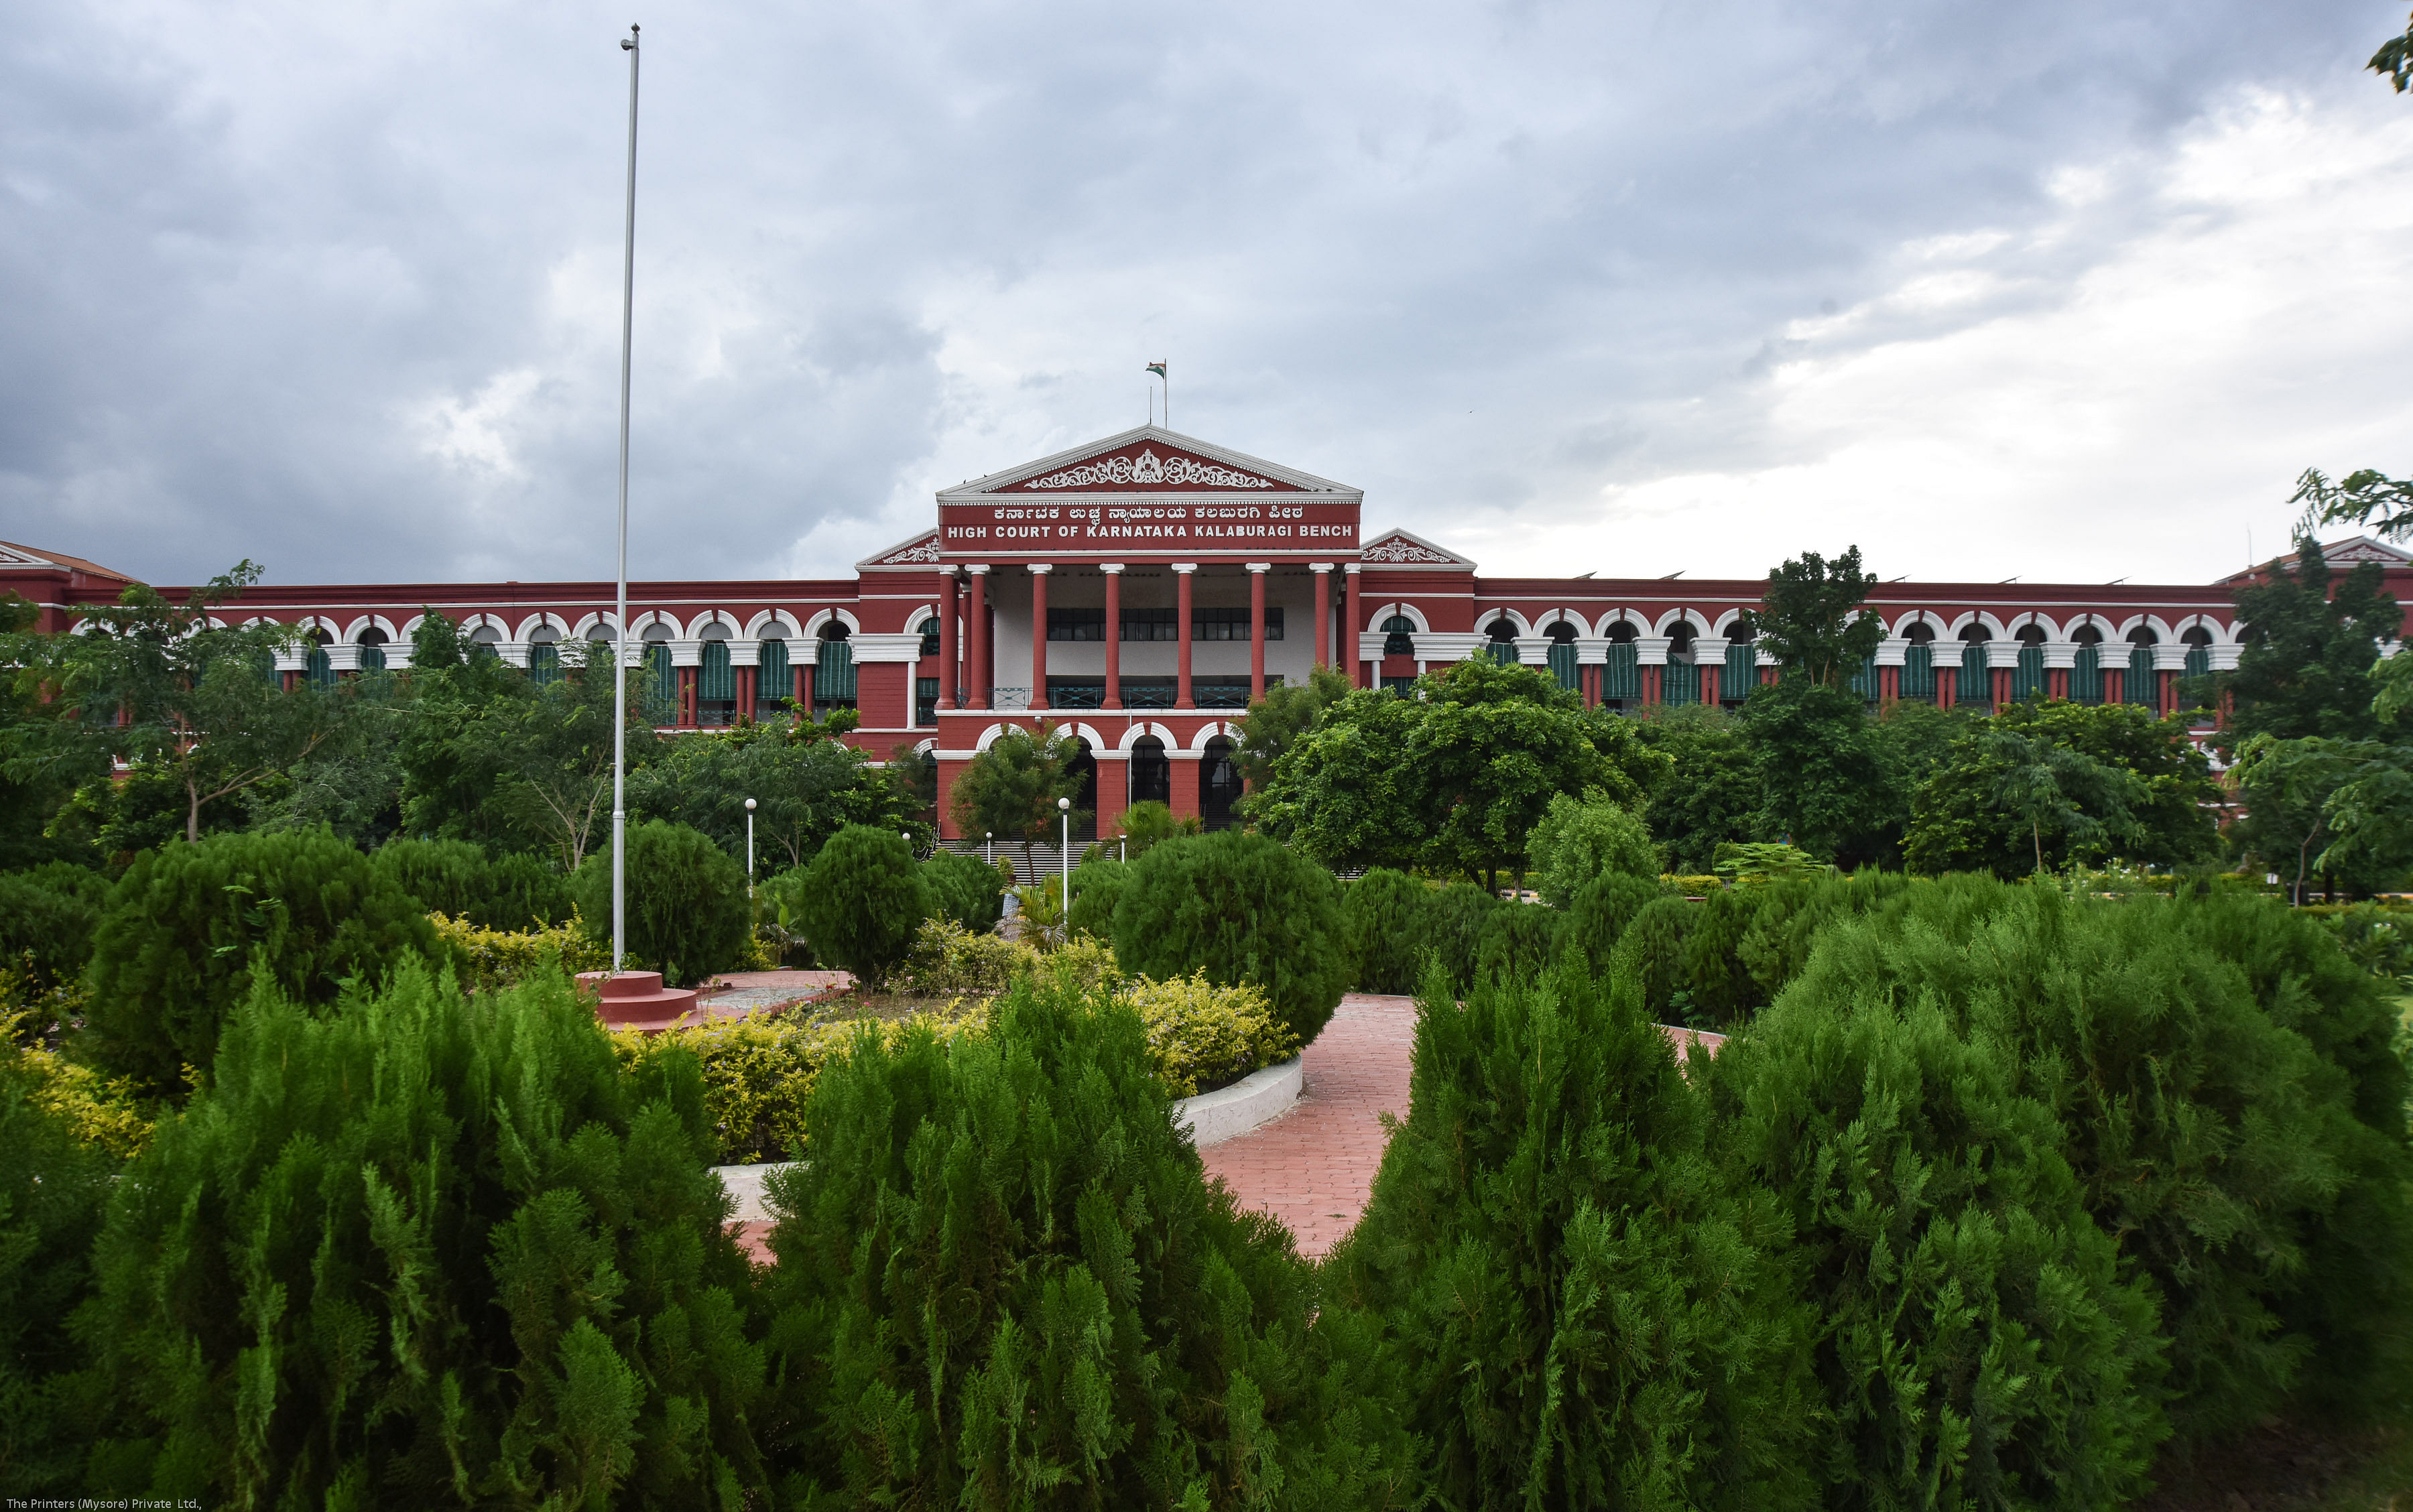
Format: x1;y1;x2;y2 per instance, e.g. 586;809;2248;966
611;22;641;976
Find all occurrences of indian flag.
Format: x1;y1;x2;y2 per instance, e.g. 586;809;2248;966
1146;361;1166;378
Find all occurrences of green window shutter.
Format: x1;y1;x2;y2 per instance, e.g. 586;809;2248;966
359;644;386;674
1664;659;1698;704
757;639;788;710
307;645;335;690
2184;645;2210;678
1960;643;1991;710
1546;640;1579;690
1849;653;1877;702
2072;645;2101;702
1603;643;1640;701
699;640;734;700
816;638;857;702
530;643;560;686
645;643;676;710
2128;645;2155;699
1725;642;1756;700
1902;644;1934;699
2013;645;2046;701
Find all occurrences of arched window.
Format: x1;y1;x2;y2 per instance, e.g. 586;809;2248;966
1381;615;1416;657
357;626;389;675
816;623;857;708
2071;623;2103;648
1959;623;1991;643
1667;621;1696;659
1605;620;1638;645
758;637;789;716
1902;620;1936;646
1485;617;1520;666
2014;623;2048;647
2180;624;2214;647
2181;623;2215;680
918;617;940;657
1544;621;1579;691
528;625;562;686
467;624;502;661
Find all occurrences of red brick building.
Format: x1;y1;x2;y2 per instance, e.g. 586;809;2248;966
9;426;2410;836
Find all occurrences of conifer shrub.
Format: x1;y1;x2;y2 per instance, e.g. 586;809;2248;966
1112;829;1349;1046
84;827;441;1093
1780;881;2413;1440
1700;971;2168;1505
1343;869;1432;994
785;824;931;987
923;846;1007;934
0;1058;119;1496
757;974;1410;1507
1679;885;1760;1025
375;838;573;930
1472;903;1559;985
1326;959;1812;1510
0;863;108;994
1557;869;1661;979
1065;851;1129;942
1616;895;1693;1020
1733;869;1912;1000
1420;881;1501;994
76;962;769;1506
574;819;753;987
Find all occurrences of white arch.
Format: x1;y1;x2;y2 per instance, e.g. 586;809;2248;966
1650;608;1706;636
2172;611;2235;644
898;603;940;634
1942;611;2009;641
568;612;620;641
690;613;737;641
515;611;571;641
1528;607;1587;633
1710;608;1758;636
339;613;399;643
911;737;938;757
802;607;863;638
741;610;799;639
627;609;687;638
1475;607;1533;636
1591;608;1652;637
1364;601;1430;634
1115;720;1180;753
1182;720;1241;755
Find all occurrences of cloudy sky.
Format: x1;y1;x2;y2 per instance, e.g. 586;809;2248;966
5;1;2410;589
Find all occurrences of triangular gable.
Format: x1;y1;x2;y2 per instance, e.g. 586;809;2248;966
1359;528;1476;569
940;426;1355;499
0;540;133;580
2324;534;2413;566
857;529;944;570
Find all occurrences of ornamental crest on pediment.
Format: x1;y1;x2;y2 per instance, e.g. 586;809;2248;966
1023;448;1276;491
1360;536;1459;565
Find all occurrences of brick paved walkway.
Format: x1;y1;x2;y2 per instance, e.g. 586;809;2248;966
1199;993;1419;1260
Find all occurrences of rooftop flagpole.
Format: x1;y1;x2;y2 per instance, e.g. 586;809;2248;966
1148;360;1167;430
611;21;641;976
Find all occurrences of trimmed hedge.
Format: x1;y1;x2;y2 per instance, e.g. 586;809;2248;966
573;819;752;987
84;828;440;1092
922;847;1008;934
74;963;767;1505
786;825;931;986
1343;869;1432;995
373;837;572;930
0;863;109;994
1111;830;1349;1046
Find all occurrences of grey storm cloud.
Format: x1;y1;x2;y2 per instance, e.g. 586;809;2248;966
0;0;2401;588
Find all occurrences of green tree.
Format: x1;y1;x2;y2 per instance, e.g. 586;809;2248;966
2230;735;2413;900
1255;659;1668;889
924;846;1009;933
1738;680;1896;868
1064;850;1128;942
1630;705;1758;873
629;718;927;871
0;1057;118;1497
786;824;931;986
84;827;441;1092
0;565;349;844
572;820;753;987
0;863;110;995
76;964;767;1507
1733;545;1883;687
1328;960;1812;1510
757;975;1411;1507
1525;790;1660;907
1111;830;1349;1045
1232;662;1353;796
1109;798;1199;859
2216;533;2398;745
1680;885;1760;1025
1558;871;1662;979
946;722;1088;871
1904;700;2218;879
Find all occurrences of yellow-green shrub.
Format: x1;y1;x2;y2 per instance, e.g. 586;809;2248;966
426;909;609;993
898;917;1041;995
1;1006;152;1160
612;1003;985;1163
1121;970;1298;1096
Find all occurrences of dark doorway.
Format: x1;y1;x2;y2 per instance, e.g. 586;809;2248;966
1067;740;1099;840
1130;736;1171;805
1202;737;1241;828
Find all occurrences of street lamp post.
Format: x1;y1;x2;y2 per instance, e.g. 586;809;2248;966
609;21;641;977
744;797;755;897
1058;796;1071;936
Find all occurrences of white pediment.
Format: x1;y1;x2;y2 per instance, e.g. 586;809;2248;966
857;529;944;570
938;426;1359;501
2323;534;2413;566
1359;528;1476;569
